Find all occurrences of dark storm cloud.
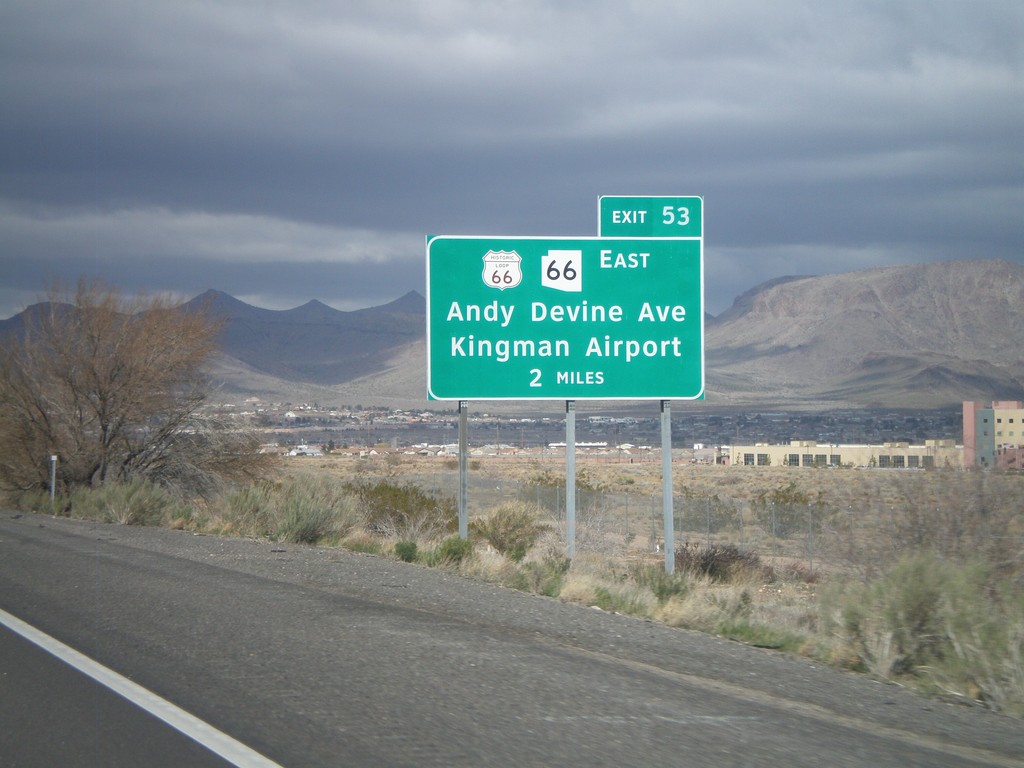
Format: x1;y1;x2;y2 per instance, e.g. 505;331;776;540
1;1;1022;318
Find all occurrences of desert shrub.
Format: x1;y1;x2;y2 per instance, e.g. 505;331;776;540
674;542;770;583
523;468;608;517
14;478;197;529
775;560;819;583
221;475;361;544
344;479;456;541
428;535;474;566
717;618;806;652
68;479;176;526
507;548;571;597
394;540;418;562
8;489;68;515
629;563;691;603
340;531;383;555
470;501;549;562
750;482;818;539
820;553;1024;713
592;584;656;616
274;476;362;544
276;495;336;544
938;570;1024;715
559;558;661;617
224;483;277;537
654;581;756;632
821;554;947;677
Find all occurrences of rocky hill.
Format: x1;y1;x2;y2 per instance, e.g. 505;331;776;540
704;259;1024;408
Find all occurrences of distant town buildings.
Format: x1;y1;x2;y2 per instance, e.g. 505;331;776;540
726;439;961;469
963;400;1024;470
213;396;1020;471
728;401;1024;471
287;444;323;457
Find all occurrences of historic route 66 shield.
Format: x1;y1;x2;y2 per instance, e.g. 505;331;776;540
482;250;522;290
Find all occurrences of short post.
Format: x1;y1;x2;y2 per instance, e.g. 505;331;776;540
49;454;57;507
458;401;468;539
807;502;814;575
706;496;712;547
565;400;577;558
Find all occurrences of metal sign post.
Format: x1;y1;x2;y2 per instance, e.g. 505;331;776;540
661;401;674;573
565;401;576;558
458;401;468;539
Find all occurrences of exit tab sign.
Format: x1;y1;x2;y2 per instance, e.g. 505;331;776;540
599;196;703;238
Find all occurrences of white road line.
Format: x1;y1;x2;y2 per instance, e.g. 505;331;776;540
0;608;285;768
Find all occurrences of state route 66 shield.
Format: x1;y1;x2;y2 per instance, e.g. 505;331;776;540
482;250;522;291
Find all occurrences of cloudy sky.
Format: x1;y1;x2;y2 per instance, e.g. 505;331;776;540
2;1;1022;319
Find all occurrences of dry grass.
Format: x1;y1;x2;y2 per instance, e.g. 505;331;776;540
33;451;1018;714
278;452;1024;711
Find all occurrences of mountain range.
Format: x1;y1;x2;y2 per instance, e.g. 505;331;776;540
182;288;425;389
4;259;1022;410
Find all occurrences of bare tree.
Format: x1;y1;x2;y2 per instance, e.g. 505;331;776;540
0;280;271;494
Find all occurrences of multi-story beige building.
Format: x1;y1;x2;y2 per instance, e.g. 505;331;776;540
727;439;962;469
963;400;1024;470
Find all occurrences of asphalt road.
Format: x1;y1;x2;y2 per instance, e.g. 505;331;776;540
1;625;237;768
2;512;1023;768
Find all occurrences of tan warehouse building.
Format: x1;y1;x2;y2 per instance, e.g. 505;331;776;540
727;439;962;469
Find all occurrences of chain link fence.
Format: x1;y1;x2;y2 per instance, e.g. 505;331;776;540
357;456;1022;575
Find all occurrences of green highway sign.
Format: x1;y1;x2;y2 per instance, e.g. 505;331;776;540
599;195;703;238
426;236;704;400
